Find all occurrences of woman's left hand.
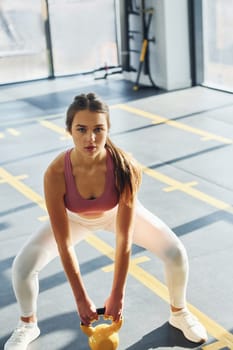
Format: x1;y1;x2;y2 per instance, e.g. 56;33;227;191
104;293;124;322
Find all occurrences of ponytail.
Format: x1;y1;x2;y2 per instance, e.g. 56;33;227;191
106;137;142;207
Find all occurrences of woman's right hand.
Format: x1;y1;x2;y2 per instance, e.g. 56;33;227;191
77;296;98;326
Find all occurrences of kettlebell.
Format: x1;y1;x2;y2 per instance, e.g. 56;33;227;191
80;308;123;350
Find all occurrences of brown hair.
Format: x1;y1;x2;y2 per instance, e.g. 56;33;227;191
66;93;142;206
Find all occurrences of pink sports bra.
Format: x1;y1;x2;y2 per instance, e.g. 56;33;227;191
64;149;119;214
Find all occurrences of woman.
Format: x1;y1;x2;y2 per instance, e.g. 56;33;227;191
5;93;207;349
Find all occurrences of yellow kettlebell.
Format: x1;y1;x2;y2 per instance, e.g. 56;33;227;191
80;308;123;350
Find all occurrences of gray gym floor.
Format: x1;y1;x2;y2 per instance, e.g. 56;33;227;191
1;75;233;349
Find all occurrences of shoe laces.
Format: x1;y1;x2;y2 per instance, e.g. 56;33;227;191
181;310;199;327
10;325;30;344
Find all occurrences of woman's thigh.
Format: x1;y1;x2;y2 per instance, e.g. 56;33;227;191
132;201;182;260
15;213;92;274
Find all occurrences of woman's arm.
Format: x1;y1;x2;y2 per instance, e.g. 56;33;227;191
105;197;136;321
44;158;97;325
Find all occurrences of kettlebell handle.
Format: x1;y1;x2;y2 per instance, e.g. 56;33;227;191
97;307;106;316
80;307;122;326
96;307;123;333
80;306;123;338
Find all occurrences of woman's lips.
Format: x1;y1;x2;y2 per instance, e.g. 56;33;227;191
85;146;96;152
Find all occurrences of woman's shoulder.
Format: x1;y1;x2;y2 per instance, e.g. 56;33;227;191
45;151;67;178
44;152;68;198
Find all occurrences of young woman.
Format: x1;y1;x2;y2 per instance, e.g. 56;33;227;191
5;93;207;349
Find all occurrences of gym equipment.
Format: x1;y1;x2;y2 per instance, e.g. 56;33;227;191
126;0;158;90
133;5;156;90
80;308;123;350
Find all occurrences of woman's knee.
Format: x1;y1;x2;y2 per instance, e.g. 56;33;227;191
12;251;32;281
13;223;56;277
164;242;188;267
12;243;49;281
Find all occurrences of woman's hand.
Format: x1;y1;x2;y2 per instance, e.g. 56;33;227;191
104;293;124;322
77;296;98;326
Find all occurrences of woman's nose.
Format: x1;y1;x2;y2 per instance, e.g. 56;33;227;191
87;131;95;141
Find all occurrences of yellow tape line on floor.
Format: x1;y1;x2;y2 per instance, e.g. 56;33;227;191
141;166;233;215
0;168;46;211
115;104;233;144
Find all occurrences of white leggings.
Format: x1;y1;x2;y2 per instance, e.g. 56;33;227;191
12;201;188;317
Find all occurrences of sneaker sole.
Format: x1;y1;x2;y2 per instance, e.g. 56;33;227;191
169;319;207;343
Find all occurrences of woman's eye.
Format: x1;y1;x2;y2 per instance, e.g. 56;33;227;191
94;127;103;133
77;127;86;133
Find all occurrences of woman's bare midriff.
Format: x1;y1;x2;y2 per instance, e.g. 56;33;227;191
78;212;106;219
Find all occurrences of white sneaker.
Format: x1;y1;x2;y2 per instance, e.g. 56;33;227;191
169;308;208;343
4;321;40;350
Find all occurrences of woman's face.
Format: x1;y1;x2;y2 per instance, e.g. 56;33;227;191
70;110;108;158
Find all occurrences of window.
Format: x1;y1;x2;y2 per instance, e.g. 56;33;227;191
202;0;233;92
